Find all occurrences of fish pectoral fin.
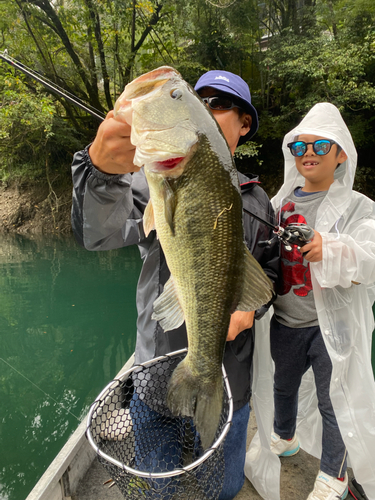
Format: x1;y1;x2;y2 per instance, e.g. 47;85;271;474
162;179;177;235
236;246;274;312
151;275;185;332
143;199;155;237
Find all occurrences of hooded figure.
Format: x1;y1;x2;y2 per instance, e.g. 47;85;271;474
245;103;375;499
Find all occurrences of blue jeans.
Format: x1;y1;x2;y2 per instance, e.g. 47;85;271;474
129;393;188;499
129;392;250;499
270;316;347;478
219;402;250;500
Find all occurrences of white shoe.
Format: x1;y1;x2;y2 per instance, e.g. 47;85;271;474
270;432;300;456
307;470;348;500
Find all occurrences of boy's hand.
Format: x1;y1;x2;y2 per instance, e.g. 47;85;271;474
227;310;255;341
301;230;322;262
88;110;138;175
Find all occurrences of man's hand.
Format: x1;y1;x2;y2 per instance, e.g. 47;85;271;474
88;110;138;175
301;230;322;262
227;310;255;341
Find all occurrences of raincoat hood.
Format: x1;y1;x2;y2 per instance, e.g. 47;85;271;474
273;103;357;230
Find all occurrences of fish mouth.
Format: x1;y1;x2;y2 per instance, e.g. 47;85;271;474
150;157;185;172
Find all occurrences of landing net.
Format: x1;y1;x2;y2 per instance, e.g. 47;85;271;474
86;348;233;499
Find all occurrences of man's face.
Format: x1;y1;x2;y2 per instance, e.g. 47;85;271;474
294;134;347;192
197;88;251;155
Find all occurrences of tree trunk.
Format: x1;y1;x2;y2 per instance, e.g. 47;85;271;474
124;1;164;84
84;0;113;110
20;0;104;111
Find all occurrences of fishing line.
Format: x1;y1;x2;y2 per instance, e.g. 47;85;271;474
0;357;81;422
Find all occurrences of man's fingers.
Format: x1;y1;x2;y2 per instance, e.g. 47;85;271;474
101;116;132;138
227;310;254;341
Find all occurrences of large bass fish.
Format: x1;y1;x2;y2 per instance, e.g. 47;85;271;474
114;67;273;449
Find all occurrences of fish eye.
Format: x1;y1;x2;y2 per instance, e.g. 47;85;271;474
170;89;183;100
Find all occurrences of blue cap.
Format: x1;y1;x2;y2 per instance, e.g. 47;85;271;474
194;70;259;145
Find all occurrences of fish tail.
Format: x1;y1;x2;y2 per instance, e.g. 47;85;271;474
167;359;223;450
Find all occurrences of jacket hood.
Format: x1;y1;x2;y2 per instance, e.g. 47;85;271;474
272;103;358;231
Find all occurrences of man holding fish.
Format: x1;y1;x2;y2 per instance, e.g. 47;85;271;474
71;68;279;499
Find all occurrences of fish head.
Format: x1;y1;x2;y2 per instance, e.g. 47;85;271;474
114;66;222;179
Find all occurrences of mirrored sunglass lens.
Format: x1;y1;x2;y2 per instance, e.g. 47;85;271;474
209;97;233;109
291;142;306;156
314;140;331;155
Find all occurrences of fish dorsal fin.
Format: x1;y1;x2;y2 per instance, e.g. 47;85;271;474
151;275;185;332
143;199;155;237
162;178;177;235
236;245;274;312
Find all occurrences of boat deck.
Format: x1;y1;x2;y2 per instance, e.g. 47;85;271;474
72;410;354;500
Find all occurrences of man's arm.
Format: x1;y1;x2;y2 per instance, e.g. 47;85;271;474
245;194;280;288
71;111;148;251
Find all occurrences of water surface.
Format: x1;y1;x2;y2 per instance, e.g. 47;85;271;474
1;233;374;500
0;233;142;500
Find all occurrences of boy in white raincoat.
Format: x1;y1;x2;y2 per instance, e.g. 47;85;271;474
245;103;375;500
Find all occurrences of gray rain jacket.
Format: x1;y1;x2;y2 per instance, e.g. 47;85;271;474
71;148;279;411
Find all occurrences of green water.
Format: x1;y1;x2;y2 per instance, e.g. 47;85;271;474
1;233;374;500
0;233;142;500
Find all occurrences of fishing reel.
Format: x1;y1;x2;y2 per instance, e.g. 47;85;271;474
259;223;314;251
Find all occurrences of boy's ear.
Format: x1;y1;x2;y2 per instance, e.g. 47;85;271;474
337;150;348;165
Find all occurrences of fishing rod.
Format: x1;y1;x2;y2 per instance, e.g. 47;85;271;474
0;51;313;251
243;206;314;251
0;50;106;122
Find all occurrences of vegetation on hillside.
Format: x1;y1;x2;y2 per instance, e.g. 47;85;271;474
1;0;375;199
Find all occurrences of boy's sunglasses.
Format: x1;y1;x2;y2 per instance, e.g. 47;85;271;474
287;139;336;157
201;95;241;111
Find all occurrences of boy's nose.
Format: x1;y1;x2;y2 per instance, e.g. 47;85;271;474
305;144;316;155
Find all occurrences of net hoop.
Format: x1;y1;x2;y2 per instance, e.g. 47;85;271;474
86;348;233;479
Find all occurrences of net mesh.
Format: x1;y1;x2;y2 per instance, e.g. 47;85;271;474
87;349;232;499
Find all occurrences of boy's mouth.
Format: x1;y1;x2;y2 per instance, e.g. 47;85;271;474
303;161;319;166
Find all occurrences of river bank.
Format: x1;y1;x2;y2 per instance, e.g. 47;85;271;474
0;183;72;234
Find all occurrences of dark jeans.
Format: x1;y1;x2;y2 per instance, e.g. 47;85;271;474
219;402;249;499
270;316;347;478
129;392;249;499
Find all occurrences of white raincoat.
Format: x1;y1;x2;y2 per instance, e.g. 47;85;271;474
245;103;375;500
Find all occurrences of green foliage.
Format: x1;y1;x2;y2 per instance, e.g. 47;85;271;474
235;141;263;162
0;69;83;184
0;71;54;183
0;0;374;199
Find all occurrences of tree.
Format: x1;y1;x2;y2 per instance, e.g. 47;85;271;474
1;0;375;200
252;0;375;197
